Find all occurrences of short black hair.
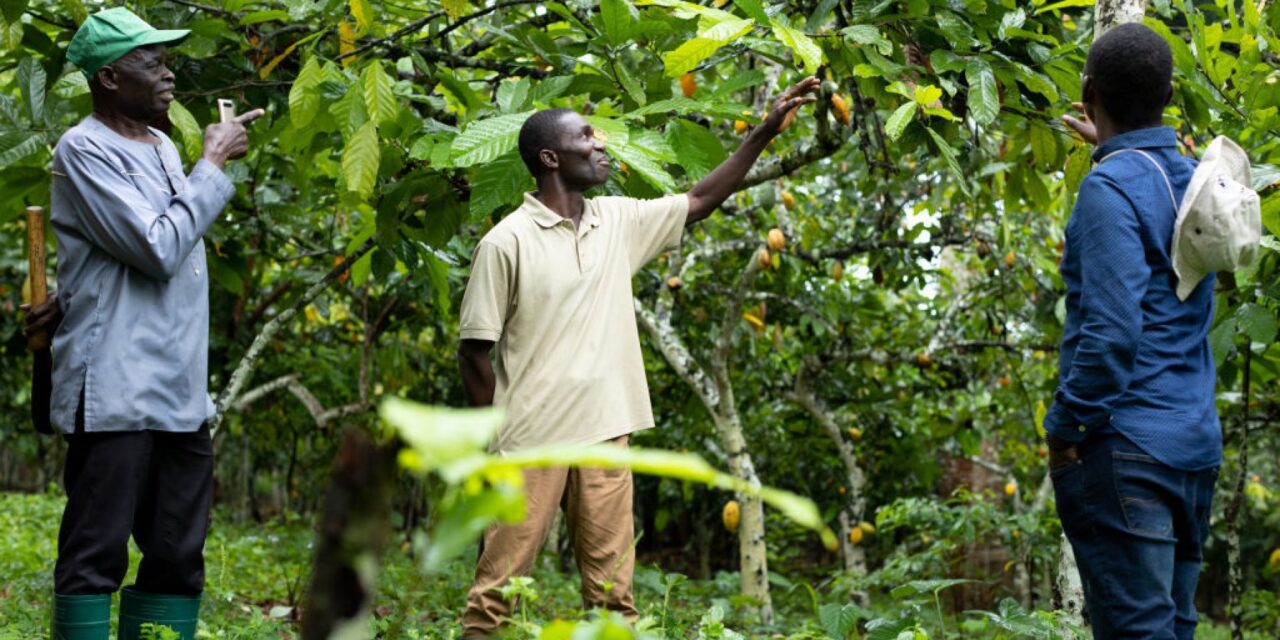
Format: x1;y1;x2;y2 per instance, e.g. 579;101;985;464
1084;23;1173;129
518;108;575;177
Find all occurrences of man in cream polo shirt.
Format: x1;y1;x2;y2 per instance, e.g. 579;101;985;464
458;78;820;636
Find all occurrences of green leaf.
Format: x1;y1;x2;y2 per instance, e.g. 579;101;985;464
820;603;862;640
16;57;45;122
884;102;918;141
1262;192;1280;238
495;78;531;113
1250;164;1279;192
662;37;727;77
469;151;533;221
600;0;635;46
361;60;398;125
342;121;380;199
288;56;323;129
890;578;974;599
771;20;823;74
913;84;942;106
666;119;726;181
843;24;893;56
965;59;999;126
1034;0;1095;13
925;127;971;198
1236;304;1278;344
1028;120;1058;169
167;99;203;165
450;112;534;168
935;11;975;49
331;82;368;136
609;138;676;192
732;0;769;24
239;9;290;25
0;131;43;166
0;0;26;24
1209;318;1237;367
383;398;505;476
614;60;647;106
1064;144;1091;196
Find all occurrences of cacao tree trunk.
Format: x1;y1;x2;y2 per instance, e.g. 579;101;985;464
1226;348;1251;640
1094;0;1149;38
1055;536;1087;630
714;411;773;624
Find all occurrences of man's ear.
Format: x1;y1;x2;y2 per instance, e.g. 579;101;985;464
96;66;119;92
1163;81;1174;106
1080;75;1094;104
538;148;559;172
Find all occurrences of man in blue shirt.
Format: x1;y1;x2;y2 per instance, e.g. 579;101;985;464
42;9;262;639
1050;23;1221;639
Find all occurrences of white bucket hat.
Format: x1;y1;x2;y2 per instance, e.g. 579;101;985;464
1171;136;1261;301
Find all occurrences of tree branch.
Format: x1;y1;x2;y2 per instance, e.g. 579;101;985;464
212;238;376;432
338;0;545;62
634;299;720;411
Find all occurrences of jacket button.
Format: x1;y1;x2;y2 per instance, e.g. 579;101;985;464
1078;425;1086;432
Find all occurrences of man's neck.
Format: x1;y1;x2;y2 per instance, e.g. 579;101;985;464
92;105;159;143
534;180;586;225
1095;119;1164;148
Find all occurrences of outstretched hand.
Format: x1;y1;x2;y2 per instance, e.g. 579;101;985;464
1061;102;1098;145
760;77;821;136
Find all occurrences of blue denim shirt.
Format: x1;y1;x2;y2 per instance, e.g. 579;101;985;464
1045;126;1222;471
48;115;234;433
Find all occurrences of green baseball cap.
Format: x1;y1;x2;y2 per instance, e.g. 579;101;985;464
67;7;190;77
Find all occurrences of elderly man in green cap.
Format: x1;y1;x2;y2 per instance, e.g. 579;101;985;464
47;8;261;639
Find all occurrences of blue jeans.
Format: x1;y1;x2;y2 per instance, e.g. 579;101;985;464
1051;432;1218;640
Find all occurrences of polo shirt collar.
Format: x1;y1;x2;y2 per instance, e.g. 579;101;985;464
521;192;601;229
1092;126;1178;163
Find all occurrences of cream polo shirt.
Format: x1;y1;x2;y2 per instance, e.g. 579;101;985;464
459;192;690;453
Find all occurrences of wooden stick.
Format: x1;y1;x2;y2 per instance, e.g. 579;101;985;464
26;205;49;350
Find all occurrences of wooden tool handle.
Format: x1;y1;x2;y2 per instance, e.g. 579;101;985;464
26;205;49;350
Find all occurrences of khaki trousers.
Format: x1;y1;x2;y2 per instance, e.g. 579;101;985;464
462;436;637;637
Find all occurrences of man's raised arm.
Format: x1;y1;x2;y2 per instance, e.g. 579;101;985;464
684;77;821;225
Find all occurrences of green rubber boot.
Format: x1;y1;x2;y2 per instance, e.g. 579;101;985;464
51;593;111;640
118;587;201;640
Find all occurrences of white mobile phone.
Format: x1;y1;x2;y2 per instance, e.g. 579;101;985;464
217;99;236;123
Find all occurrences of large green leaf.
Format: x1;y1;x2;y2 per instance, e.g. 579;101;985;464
1028;120;1058;169
1064;144;1092;196
449;112;534;168
469;151;533;221
965;58;999;126
1236;304;1278;344
361;60;398;125
15;57;44;122
0;131;43;166
289;56;323;128
771;20;823;74
167;99;203;165
0;0;26;24
925;127;971;198
885;102;918;141
342;121;380;198
599;0;634;46
662;37;726;77
608;138;676;192
666;119;726;181
382;398;505;478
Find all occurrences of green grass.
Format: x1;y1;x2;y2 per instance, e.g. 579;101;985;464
1;491;1269;639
